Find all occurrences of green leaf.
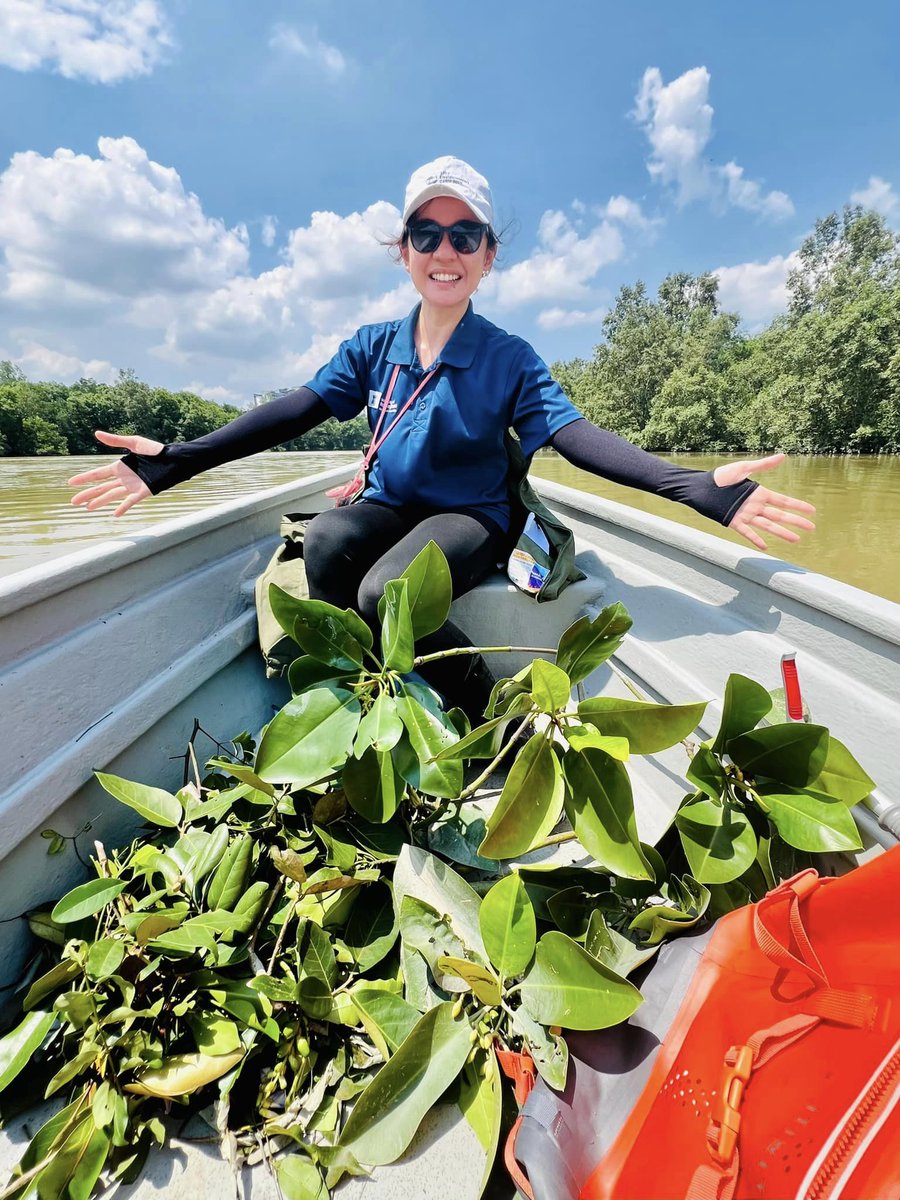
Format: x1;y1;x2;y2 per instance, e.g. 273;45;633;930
479;873;536;980
577;697;707;755
0;1010;55;1092
275;1152;328;1200
381;578;415;673
340;1002;473;1166
343;882;398;971
187;823;230;892
435;956;501;1005
427;801;496;870
686;744;727;800
24;958;81;1011
510;1005;569;1090
530;658;572;713
584;911;659;976
125;1049;244;1097
256;685;361;787
478;734;564;859
728;724;829;787
94;771;181;828
188;1014;242;1056
399;896;468;992
351;988;420;1059
344;745;405;823
459;1052;503;1196
270;586;373;668
712;673;773;753
393;845;486;960
808;737;876;804
756;784;864;852
394;697;463;798
398;541;453;639
564;723;629;760
297;919;338;1018
85;937;126;981
287;654;359;696
520;931;642;1030
555;603;633;685
629;875;710;945
35;1114;110;1200
206;759;275;797
355;692;404;756
675;795;758;884
562;748;652;880
51;877;125;923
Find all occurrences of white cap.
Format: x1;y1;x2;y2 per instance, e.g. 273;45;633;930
402;156;494;227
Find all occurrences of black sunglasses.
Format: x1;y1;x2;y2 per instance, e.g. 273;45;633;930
406;219;488;255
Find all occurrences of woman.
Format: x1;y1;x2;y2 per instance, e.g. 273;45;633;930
70;156;815;707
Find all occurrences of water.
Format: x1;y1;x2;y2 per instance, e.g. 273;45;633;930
1;452;898;603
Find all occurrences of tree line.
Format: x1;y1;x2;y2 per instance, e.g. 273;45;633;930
2;205;898;457
0;368;369;457
552;205;900;454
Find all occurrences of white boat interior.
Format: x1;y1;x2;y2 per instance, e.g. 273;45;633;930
2;460;899;1197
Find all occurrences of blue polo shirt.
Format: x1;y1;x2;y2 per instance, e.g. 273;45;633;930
304;303;581;531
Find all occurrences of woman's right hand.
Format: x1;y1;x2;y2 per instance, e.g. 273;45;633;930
68;430;165;517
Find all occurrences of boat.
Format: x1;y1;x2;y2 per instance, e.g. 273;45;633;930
1;459;898;1197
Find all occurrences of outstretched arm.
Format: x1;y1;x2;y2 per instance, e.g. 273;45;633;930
69;387;332;516
550;420;815;549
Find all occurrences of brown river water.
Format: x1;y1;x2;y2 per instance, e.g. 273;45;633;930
1;453;899;603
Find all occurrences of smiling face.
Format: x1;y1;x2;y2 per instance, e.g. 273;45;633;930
401;195;496;316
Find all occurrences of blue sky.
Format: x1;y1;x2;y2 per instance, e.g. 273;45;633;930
1;0;897;406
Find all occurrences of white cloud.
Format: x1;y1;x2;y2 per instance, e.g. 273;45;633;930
269;23;346;75
601;195;657;229
634;66;794;220
485;207;624;310
850;176;899;218
5;340;117;383
720;162;794;221
714;251;800;324
260;215;278;247
183;381;244;406
537;306;607;331
0;0;172;83
0;137;250;313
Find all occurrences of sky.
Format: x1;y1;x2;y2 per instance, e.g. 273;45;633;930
1;0;898;407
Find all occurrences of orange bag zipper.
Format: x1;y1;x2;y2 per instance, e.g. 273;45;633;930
800;1038;900;1200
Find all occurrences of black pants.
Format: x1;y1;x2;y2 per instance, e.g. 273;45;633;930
303;501;508;714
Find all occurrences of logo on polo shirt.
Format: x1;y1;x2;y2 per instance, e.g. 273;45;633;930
368;389;396;413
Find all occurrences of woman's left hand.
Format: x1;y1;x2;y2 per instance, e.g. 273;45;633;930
715;453;816;551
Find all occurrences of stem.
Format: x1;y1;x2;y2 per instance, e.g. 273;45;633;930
457;715;535;801
267;897;295;975
413;646;557;667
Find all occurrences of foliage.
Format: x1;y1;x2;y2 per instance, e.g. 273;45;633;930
0;544;876;1198
0;367;369;457
551;205;900;453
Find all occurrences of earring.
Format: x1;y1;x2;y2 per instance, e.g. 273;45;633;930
481;269;490;278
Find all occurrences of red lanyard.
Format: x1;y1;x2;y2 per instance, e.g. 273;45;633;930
362;364;439;469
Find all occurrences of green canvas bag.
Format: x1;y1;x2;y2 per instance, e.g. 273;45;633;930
504;432;585;602
254;512;317;677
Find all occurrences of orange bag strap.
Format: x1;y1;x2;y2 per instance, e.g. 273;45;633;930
496;1049;537;1199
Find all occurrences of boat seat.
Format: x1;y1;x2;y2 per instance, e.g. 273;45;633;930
450;563;608;678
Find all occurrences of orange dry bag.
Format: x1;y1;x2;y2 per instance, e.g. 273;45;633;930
580;848;900;1200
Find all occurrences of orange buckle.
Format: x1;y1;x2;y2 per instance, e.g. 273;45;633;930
711;1044;754;1165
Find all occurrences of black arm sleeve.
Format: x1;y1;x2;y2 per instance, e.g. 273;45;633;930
550;418;756;526
121;387;333;495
